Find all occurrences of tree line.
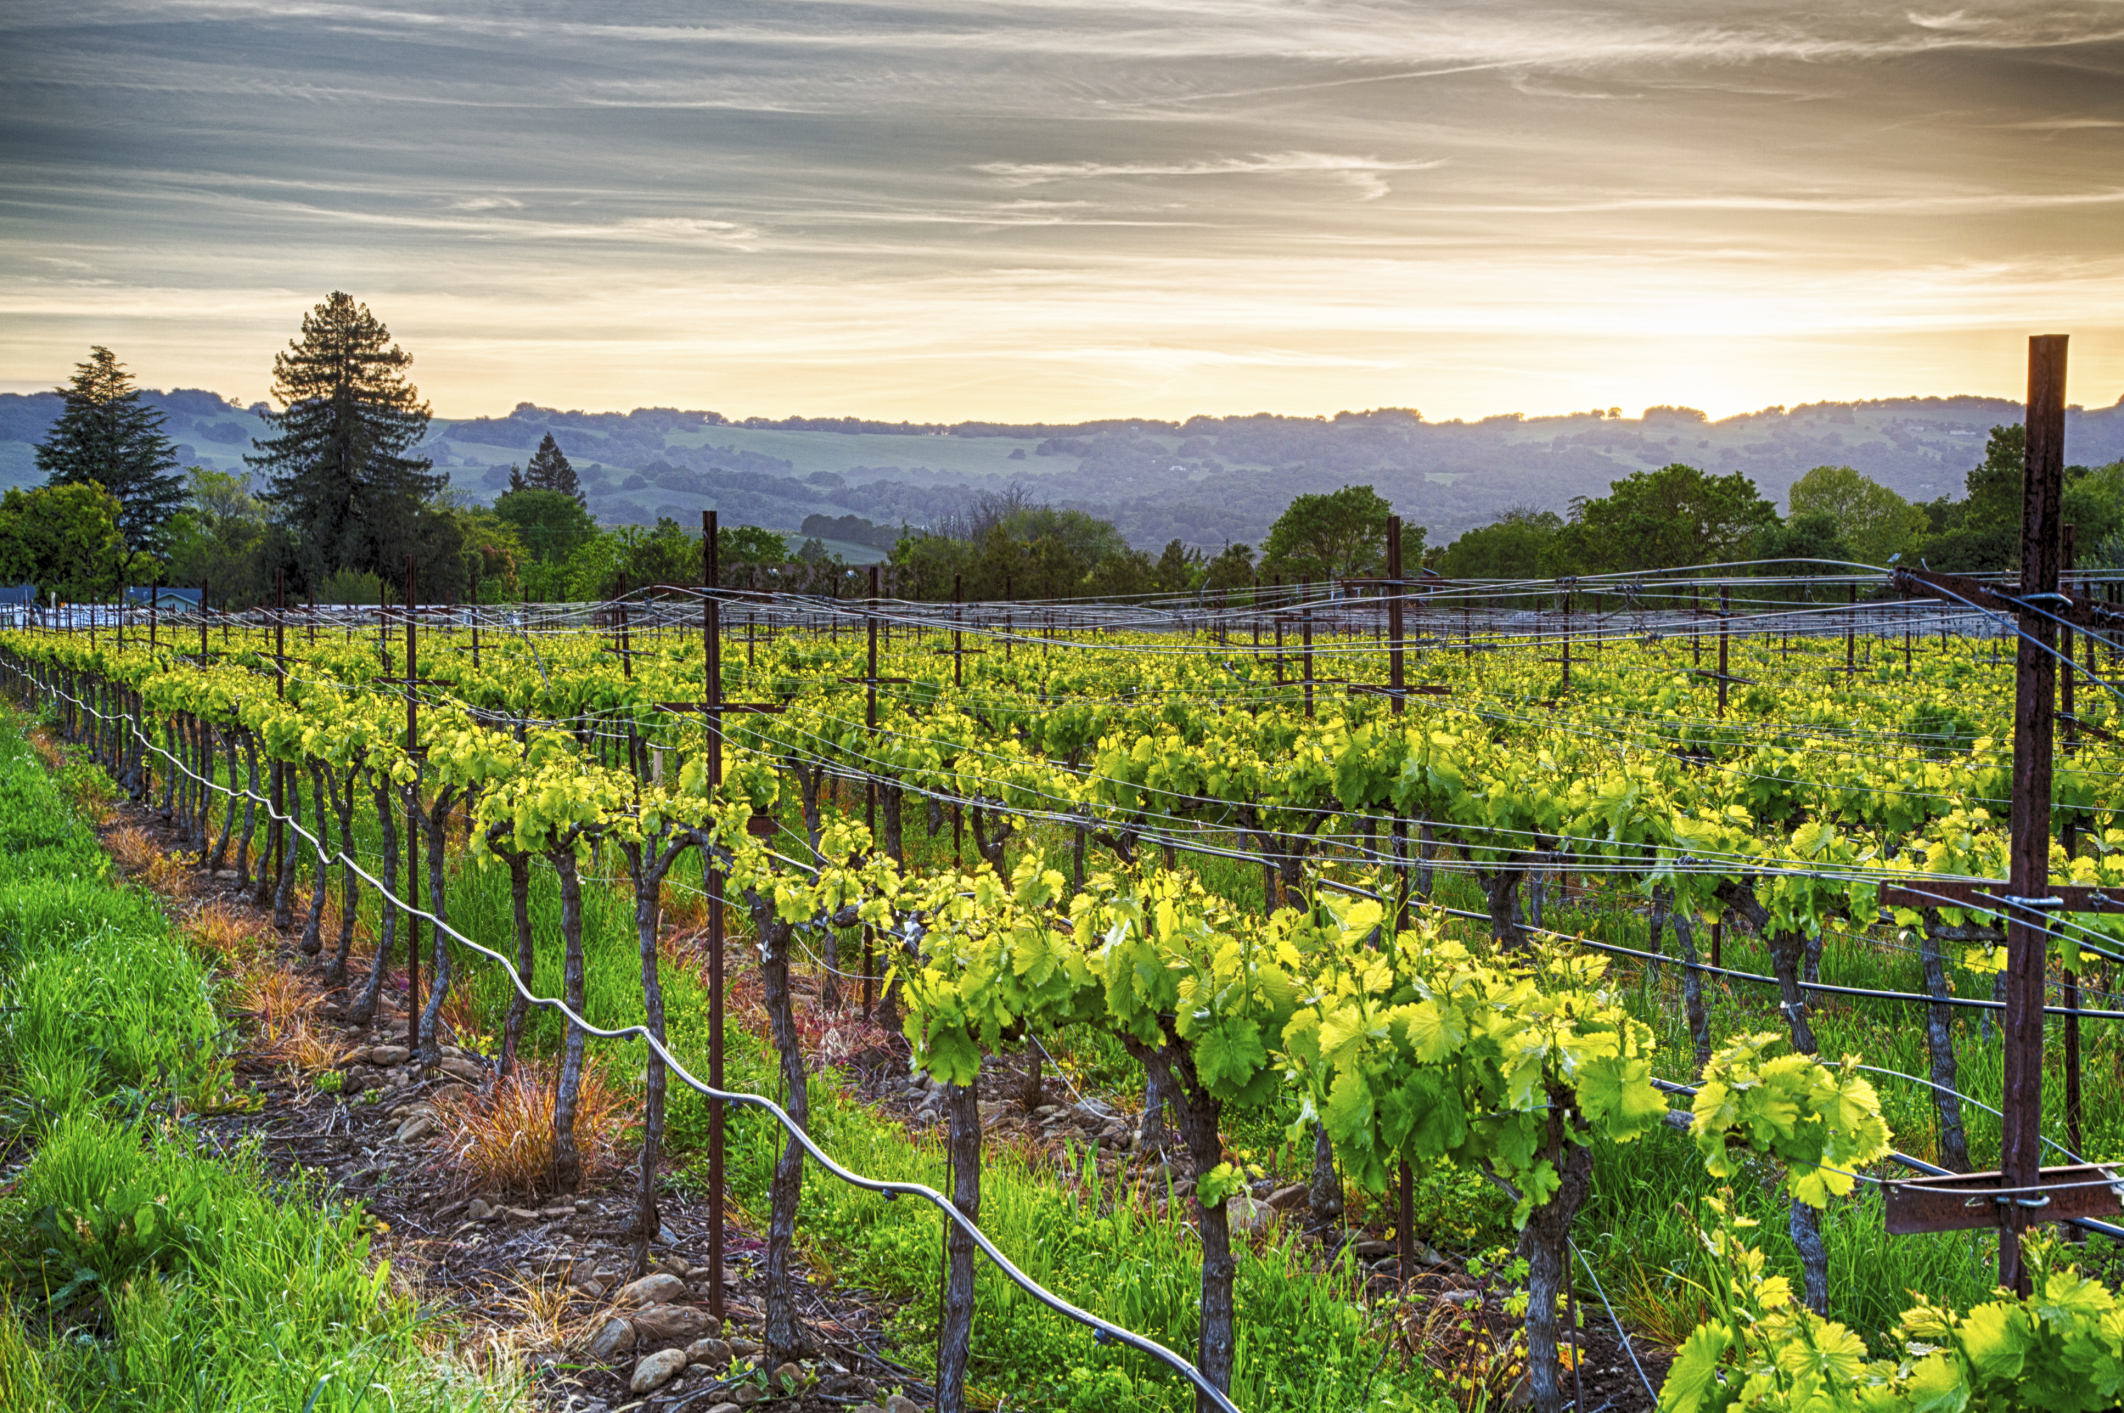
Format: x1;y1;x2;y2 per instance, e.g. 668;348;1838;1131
1431;431;2124;584
11;292;2108;607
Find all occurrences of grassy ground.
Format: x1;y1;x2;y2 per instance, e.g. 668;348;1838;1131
0;708;520;1412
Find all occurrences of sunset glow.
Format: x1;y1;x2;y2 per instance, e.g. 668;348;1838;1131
3;0;2121;418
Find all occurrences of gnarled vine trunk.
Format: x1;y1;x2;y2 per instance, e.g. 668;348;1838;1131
323;763;361;986
347;777;400;1028
1516;1102;1596;1413
750;893;812;1364
1717;879;1829;1313
496;844;535;1079
550;839;590;1194
300;760;329;955
1127;1037;1233;1411
937;1079;983;1413
1919;918;1976;1172
416;785;462;1068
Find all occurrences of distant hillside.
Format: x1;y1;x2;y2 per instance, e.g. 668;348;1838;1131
3;390;2121;552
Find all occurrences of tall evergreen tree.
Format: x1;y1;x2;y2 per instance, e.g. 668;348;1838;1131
524;432;584;505
247;292;446;589
34;346;188;555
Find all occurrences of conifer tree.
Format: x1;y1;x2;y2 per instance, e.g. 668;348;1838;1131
506;463;527;495
524;432;584;505
34;346;188;555
247;293;445;587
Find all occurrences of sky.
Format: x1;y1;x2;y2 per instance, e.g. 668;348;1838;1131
2;0;2122;423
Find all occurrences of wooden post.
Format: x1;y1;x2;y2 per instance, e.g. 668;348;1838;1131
2001;333;2068;1295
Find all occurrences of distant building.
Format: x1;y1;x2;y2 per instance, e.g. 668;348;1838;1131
0;583;34;628
124;586;203;610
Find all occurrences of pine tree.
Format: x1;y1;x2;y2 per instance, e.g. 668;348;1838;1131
506;463;527;495
524;433;584;505
34;347;188;555
247;293;445;587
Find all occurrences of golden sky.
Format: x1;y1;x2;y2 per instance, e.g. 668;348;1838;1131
3;0;2122;421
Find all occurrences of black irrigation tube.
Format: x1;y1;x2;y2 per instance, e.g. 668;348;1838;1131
12;664;1245;1413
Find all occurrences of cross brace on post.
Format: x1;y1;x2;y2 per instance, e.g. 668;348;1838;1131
1885;1165;2124;1235
1347;683;1451;700
1879;881;2124;914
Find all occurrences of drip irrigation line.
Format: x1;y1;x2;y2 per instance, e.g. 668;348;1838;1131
1845;1062;2089;1168
1570;1240;1657;1407
20;671;1244;1413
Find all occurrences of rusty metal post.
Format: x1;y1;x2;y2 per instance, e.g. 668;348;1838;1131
2062;525;2084;1165
275;568;286;700
865;563;880;1016
1386;518;1416;1289
1302;578;1314;717
1717;585;1730;717
2001;334;2068;1294
1561;581;1571;694
404;555;422;1059
702;511;726;1325
1847;582;1856;673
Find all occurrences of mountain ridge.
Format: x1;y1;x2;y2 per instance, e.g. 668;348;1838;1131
4;388;2121;552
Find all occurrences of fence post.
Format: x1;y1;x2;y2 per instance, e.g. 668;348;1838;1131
2001;333;2068;1295
702;510;727;1327
404;555;423;1060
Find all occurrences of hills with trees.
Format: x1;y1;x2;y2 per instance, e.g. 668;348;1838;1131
5;323;2123;605
7;391;2123;564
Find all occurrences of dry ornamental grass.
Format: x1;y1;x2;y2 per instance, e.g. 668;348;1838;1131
428;1058;635;1202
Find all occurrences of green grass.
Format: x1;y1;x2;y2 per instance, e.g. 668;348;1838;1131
0;708;519;1412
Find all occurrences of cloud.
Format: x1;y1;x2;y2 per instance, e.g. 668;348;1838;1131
2;0;2122;422
2006;117;2124;131
975;152;1445;200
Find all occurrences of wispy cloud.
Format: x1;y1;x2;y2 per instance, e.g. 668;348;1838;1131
975;152;1445;200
